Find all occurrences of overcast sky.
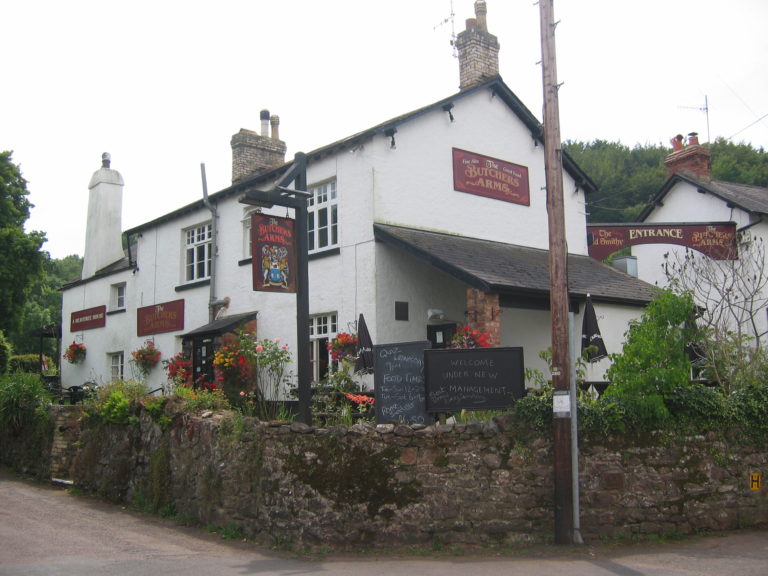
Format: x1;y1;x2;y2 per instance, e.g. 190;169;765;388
3;0;767;259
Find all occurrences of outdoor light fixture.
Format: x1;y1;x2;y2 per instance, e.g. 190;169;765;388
442;103;455;122
385;128;397;149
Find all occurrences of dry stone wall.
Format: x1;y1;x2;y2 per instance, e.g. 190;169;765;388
3;406;767;548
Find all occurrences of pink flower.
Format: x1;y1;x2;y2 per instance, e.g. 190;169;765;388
256;345;264;353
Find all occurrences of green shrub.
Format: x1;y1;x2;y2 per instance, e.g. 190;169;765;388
172;385;231;413
84;380;148;425
513;385;553;434
0;372;52;435
665;383;730;432
728;384;768;444
0;331;11;375
9;353;55;374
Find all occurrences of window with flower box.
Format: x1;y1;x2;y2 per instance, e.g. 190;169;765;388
184;223;212;282
309;313;337;381
308;180;338;253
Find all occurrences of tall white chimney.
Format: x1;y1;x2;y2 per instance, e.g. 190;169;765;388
82;152;124;278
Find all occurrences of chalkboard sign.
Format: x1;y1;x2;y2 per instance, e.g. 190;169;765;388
425;347;525;412
374;340;432;425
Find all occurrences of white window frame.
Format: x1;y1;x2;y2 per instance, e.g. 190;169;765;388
307;180;338;253
111;282;126;311
109;351;124;381
309;313;337;382
184;223;212;282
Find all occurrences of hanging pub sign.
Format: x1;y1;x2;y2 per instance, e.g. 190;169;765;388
587;222;737;261
452;148;530;206
252;213;297;293
70;305;106;332
137;299;185;337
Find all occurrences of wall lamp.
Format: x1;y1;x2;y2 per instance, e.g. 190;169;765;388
442;103;455;122
385;128;397;149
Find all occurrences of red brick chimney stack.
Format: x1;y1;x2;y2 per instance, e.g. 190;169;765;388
664;131;711;180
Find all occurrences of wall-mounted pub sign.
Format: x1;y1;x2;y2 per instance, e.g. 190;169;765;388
70;305;106;332
252;213;297;293
137;299;185;337
587;222;737;261
452;148;530;206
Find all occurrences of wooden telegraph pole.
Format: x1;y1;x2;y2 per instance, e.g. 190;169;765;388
539;0;574;544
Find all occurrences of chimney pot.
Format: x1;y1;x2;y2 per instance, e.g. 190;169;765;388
687;132;699;146
270;115;280;141
101;152;111;168
260;109;270;137
671;134;685;151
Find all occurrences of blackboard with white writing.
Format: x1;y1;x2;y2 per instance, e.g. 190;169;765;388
424;347;525;412
374;341;432;425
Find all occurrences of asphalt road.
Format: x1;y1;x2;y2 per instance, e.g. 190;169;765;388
1;469;767;576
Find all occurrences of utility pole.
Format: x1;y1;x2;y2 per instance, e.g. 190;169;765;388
539;0;573;544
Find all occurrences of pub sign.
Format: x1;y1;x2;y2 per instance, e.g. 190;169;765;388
452;148;530;206
252;213;297;293
70;305;106;332
137;299;185;337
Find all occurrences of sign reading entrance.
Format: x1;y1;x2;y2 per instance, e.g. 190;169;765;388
252;213;297;293
587;222;737;261
425;347;525;412
452;148;530;206
137;299;185;336
70;305;106;332
374;341;431;425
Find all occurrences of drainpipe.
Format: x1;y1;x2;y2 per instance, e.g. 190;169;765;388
201;163;218;323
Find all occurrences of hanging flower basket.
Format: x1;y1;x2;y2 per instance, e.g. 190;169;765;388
327;332;358;362
63;341;87;364
132;340;161;374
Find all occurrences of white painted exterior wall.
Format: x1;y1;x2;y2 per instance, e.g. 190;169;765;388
61;84;643;392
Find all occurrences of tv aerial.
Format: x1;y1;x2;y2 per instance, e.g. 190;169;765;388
679;95;710;143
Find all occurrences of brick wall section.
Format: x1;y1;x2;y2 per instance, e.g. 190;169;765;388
465;288;501;346
49;405;83;482
230;129;287;183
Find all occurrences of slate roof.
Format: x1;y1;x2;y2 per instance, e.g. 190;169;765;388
374;224;657;306
639;174;768;221
182;311;258;338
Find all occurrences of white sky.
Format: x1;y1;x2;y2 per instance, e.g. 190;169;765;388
3;0;767;259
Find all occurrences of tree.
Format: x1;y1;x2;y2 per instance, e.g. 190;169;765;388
605;289;699;429
663;232;768;391
9;254;82;359
0;151;47;336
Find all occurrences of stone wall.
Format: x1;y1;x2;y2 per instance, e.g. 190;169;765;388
3;406;767;548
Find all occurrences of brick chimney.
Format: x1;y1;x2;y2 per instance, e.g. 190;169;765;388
455;0;500;90
231;109;287;183
664;132;711;180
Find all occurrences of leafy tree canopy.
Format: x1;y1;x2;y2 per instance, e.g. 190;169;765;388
564;138;768;223
0;151;47;336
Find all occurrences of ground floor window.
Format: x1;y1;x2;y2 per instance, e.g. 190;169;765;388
109;352;124;381
309;313;337;382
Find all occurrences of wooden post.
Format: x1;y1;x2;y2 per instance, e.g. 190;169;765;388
539;0;574;544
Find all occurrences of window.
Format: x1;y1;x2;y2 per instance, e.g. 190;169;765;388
111;283;126;311
242;209;259;259
309;313;337;381
308;180;338;253
185;223;212;282
109;352;124;381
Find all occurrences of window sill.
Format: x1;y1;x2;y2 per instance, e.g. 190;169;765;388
107;308;126;316
175;279;211;292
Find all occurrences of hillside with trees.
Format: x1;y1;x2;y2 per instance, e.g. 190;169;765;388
564;138;768;223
